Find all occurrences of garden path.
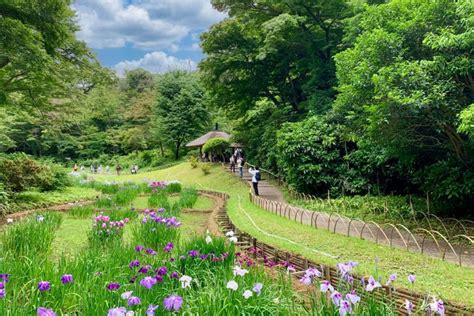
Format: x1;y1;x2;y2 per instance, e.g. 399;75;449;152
227;166;474;268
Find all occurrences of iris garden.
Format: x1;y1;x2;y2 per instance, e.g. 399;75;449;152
0;179;431;315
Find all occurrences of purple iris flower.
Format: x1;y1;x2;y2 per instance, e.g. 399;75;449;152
60;274;73;284
155;275;163;283
135;245;144;252
0;289;5;299
0;282;4;289
188;250;199;257
138;265;152;274
38;281;51;292
146;248;157;256
129;260;140;269
0;274;9;283
37;307;56;316
365;276;381;292
107;307;127;316
408;274;416;284
163;295;183;311
200;254;209;260
128;296;141;306
106;282;121;291
339;300;352;316
346;291;360;304
331;291;342;306
129;275;138;284
386;273;397;286
320;280;334;293
405;299;414;315
140;276;157;289
156;266;168;276
146;304;159;316
253;283;263;295
300;275;312;285
170;272;179;279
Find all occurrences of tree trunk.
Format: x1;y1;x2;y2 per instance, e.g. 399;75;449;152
174;141;181;160
159;141;164;157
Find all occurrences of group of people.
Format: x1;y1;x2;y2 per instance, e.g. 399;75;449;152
229;149;261;196
72;163;139;176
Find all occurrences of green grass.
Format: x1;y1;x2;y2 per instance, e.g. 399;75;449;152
193;195;215;210
8;186;99;212
92;162;474;306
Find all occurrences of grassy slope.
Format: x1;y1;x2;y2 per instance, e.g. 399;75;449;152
88;163;474;305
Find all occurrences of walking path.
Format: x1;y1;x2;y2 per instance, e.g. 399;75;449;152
228;166;474;267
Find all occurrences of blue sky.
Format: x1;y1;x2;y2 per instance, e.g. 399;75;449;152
72;0;226;76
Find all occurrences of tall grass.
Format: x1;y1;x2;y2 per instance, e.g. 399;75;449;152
178;187;198;209
68;205;95;219
2;212;62;257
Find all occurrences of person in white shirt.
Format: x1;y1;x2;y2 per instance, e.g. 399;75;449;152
229;155;236;173
248;166;260;196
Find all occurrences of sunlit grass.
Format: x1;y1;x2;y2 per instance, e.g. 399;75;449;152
92;162;474;304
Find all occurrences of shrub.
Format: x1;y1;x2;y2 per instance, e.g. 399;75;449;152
189;156;199;168
179;188;198;208
165;181;182;193
0;154;70;192
200;163;211;175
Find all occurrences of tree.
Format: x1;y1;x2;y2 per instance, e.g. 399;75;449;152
203;138;230;162
124;68;154;93
154;71;210;159
0;0;106;109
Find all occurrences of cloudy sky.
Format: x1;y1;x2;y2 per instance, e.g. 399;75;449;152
72;0;226;76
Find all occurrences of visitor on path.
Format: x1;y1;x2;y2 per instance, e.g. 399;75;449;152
229;155;236;173
134;164;139;174
116;164;122;176
80;165;85;172
237;157;244;178
90;165;94;173
98;165;103;174
105;165;110;174
249;166;261;196
73;163;78;172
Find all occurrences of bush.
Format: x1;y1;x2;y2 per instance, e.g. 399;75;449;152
0;154;70;192
189;156;199;168
200;163;211;175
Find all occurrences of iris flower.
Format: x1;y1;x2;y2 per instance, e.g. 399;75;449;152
252;283;263;295
38;281;51;292
127;296;141;306
146;304;159;316
320;280;334;293
0;274;9;283
345;291;360;304
405;299;414;315
386;273;397;286
408;274;416;284
121;291;133;299
179;275;192;288
233;266;249;277
128;260;140;269
164;242;174;253
226;280;238;291
107;307;127;316
338;300;352;316
106;282;121;291
37;307;56;316
0;289;5;299
163;295;183;311
243;290;253;299
60;274;73;284
331;291;342;306
428;299;445;316
205;235;212;244
365;276;381;292
140;276;157;289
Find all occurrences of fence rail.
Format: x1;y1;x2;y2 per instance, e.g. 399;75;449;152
198;189;473;315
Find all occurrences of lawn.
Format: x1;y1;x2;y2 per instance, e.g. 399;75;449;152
91;162;474;306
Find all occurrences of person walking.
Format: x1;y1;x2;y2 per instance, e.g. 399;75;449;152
116;164;122;176
229;155;236;173
105;165;110;174
237;157;244;178
248;166;261;196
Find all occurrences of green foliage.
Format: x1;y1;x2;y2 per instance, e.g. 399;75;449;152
178;187;198;208
202;137;229;161
0;153;70;193
200;163;211;175
2;212;62;257
189;156;199;168
165;181;182;193
69;205;95;219
154;71;210;159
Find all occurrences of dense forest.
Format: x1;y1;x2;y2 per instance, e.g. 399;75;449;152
1;0;473;213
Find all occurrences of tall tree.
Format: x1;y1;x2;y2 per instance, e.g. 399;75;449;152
154;71;210;159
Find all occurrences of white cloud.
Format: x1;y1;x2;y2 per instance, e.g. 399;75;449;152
114;51;197;76
73;0;226;51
